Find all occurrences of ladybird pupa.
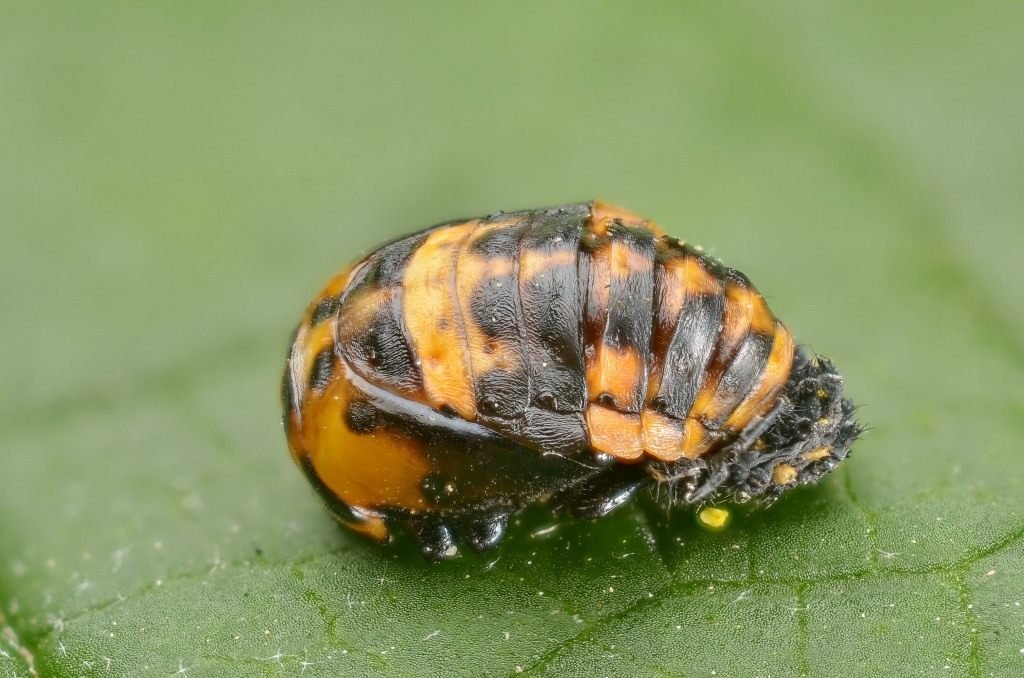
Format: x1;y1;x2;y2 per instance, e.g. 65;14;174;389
282;201;860;559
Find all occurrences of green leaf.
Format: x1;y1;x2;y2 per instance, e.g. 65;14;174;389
3;2;1023;676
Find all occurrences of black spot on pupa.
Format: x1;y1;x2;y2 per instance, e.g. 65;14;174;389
345;399;380;433
281;370;295;417
519;211;587;413
281;324;301;415
656;291;725;418
364;234;429;286
469;221;524;257
478;396;500;416
339;296;422;393
705;331;775;428
469;274;518;339
308;348;336;392
310;296;341;326
474;369;528;419
535;392;557;409
604;271;654;351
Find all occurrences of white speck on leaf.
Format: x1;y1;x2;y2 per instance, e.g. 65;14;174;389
731;590;751;604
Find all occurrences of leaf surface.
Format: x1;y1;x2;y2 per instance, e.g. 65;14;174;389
2;3;1022;676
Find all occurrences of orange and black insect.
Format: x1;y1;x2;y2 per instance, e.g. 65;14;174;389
282;201;860;559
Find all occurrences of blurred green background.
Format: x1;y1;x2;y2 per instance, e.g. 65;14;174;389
2;2;1023;676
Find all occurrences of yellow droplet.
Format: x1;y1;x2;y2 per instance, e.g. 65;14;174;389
698;507;730;530
816;389;828;399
